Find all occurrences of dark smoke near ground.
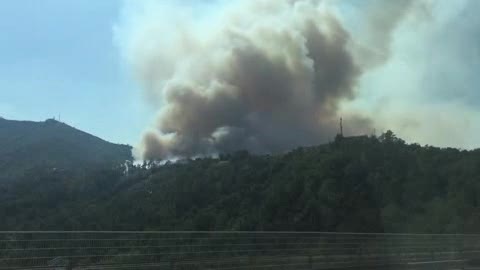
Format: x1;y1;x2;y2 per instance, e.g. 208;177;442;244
122;0;414;159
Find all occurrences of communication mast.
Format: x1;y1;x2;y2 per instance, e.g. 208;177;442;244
339;117;343;137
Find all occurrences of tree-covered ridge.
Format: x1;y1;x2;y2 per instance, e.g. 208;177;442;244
0;118;132;182
2;131;480;233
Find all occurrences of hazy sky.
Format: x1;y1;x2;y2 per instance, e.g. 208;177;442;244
0;0;153;144
2;0;480;151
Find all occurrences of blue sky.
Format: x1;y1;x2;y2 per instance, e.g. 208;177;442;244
0;0;153;144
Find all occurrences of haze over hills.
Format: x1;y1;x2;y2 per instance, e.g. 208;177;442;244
0;117;132;182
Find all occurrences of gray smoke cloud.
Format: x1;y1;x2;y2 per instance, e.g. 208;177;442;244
118;0;417;159
349;0;480;149
354;0;416;67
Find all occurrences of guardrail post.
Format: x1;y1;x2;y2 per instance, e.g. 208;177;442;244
66;258;73;270
358;244;362;265
461;235;466;270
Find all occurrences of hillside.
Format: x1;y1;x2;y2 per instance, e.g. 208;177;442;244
2;131;480;233
0;117;132;182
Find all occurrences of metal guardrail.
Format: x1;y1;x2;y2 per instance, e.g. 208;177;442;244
0;231;479;269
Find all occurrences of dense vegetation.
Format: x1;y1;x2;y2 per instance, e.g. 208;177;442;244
0;128;480;232
2;130;480;233
0;118;132;182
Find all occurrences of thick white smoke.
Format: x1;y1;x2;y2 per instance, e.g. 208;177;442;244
117;0;480;159
348;0;480;148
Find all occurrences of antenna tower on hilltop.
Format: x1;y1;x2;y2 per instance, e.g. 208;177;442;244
339;117;343;137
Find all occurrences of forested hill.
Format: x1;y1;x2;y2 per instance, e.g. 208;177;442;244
3;130;480;233
0;117;132;182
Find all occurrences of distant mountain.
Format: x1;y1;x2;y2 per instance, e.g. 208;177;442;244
0;117;132;181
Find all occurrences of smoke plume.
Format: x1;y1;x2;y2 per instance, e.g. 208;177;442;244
118;0;420;159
